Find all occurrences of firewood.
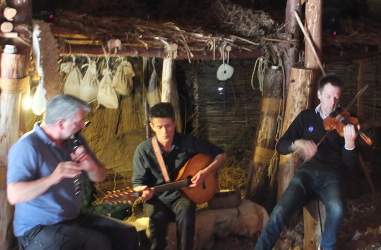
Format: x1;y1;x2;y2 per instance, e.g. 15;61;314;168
3;7;17;21
1;22;13;33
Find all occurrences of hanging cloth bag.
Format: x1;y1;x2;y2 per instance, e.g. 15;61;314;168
98;67;119;109
112;60;135;96
146;59;161;107
63;62;82;99
32;82;47;115
80;58;99;103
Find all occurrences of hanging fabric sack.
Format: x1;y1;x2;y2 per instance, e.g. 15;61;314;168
32;21;46;115
112;60;135;96
32;82;47;115
60;61;73;83
63;63;82;99
98;68;119;109
80;58;99;103
146;59;161;107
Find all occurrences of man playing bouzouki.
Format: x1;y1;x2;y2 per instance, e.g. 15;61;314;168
132;102;226;250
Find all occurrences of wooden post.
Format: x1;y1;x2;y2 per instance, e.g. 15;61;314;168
282;0;302;97
0;1;32;248
161;57;173;103
161;44;178;102
277;68;314;200
0;53;30;249
245;67;282;206
303;1;323;249
357;59;366;121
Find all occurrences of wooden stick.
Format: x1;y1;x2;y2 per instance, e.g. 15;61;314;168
294;10;326;75
0;32;18;38
1;22;13;33
3;7;17;21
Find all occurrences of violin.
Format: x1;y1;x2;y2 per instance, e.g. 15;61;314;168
323;107;372;145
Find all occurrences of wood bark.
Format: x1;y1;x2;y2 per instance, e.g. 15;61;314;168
1;21;13;33
0;1;32;248
277;68;314;200
282;0;302;97
161;57;174;103
303;1;323;249
0;53;30;250
57;44;264;60
245;67;282;207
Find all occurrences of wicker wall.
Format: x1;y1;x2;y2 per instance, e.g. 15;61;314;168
325;55;381;122
186;59;263;150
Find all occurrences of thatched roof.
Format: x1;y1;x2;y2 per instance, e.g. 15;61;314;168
48;0;285;62
47;0;381;63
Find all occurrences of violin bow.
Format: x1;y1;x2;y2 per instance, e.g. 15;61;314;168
345;84;368;111
316;84;370;148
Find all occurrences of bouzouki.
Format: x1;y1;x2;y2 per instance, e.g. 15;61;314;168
103;153;217;204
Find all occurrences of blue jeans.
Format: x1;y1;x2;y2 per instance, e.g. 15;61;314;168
18;213;138;250
254;169;347;250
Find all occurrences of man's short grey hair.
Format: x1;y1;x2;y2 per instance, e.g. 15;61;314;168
44;94;91;124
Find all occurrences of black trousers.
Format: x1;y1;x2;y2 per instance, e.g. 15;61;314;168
144;196;196;250
18;213;138;250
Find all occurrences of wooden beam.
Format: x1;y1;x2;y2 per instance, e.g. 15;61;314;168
57;44;264;59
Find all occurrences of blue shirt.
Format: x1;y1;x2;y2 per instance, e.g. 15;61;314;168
7;123;94;237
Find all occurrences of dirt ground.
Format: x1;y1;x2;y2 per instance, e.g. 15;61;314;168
207;190;381;250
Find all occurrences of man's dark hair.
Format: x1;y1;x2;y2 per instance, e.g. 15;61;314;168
149;102;175;122
318;74;343;92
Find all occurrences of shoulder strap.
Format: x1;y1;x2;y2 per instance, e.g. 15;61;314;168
151;136;171;182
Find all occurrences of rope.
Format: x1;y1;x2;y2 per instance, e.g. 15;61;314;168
251;57;267;93
0;76;30;93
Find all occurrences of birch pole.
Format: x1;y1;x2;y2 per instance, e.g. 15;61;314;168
0;54;30;249
277;68;315;200
161;43;178;103
303;1;324;249
245;67;282;206
282;0;302;96
0;1;32;248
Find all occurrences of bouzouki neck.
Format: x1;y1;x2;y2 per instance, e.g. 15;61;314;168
153;178;191;194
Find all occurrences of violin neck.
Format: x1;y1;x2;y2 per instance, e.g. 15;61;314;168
338;117;372;145
359;132;372;146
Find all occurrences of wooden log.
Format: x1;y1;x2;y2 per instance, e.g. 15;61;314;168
3;7;17;21
277;67;315;200
0;32;17;38
0;1;32;247
282;0;302;97
0;53;30;250
161;57;173;102
303;1;324;249
245;67;282;207
107;39;121;49
305;0;323;70
57;44;264;59
1;22;13;33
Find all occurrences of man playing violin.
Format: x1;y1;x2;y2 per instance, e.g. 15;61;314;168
254;74;359;250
